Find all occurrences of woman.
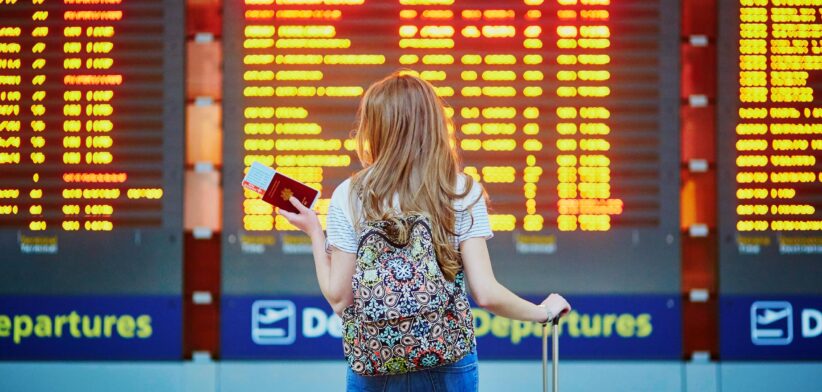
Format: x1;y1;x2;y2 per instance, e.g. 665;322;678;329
279;71;571;391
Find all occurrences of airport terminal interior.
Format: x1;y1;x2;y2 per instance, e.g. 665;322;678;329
0;0;820;390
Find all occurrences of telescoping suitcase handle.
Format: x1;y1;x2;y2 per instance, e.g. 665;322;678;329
541;318;559;392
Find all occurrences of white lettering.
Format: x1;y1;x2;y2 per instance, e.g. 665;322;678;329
302;308;327;338
801;309;822;338
303;308;342;338
301;307;343;338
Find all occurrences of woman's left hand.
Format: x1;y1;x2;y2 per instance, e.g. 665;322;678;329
278;197;323;239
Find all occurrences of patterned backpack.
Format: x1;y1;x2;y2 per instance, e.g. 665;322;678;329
340;214;475;376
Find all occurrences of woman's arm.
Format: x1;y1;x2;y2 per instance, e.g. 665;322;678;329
279;197;356;315
326;250;356;314
460;237;571;323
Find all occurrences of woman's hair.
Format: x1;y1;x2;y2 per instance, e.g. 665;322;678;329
350;70;479;281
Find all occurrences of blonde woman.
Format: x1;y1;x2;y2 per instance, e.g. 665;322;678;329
280;71;571;391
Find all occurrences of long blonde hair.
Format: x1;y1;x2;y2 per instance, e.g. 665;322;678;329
350;71;478;281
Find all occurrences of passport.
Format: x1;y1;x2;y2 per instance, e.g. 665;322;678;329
242;161;319;214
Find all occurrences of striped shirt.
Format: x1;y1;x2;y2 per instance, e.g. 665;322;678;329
325;175;493;254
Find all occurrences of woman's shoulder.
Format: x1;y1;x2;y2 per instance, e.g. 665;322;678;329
330;178;353;206
328;178;357;227
455;173;484;204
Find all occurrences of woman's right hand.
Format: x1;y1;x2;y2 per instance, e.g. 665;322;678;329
539;293;571;323
278;197;324;239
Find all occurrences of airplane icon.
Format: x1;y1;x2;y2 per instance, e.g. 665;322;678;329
751;301;793;345
252;300;297;345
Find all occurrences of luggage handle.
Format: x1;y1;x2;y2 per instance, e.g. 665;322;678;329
542;318;559;392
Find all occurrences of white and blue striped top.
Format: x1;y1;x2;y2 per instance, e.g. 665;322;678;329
325;175;493;254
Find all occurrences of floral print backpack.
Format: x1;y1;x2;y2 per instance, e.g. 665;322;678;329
340;215;476;376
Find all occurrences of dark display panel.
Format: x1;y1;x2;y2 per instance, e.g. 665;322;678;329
0;0;183;294
223;0;680;295
718;0;822;294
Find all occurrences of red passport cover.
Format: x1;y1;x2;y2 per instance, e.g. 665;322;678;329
261;172;319;214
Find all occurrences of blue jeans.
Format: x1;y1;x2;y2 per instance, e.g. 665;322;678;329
346;350;479;392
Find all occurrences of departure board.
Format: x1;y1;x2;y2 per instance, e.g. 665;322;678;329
718;0;822;294
223;0;680;295
0;0;183;295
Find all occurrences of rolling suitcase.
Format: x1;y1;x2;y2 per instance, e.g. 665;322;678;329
541;318;559;392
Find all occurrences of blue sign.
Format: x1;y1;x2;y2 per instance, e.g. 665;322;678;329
221;295;681;359
720;296;822;360
0;296;182;360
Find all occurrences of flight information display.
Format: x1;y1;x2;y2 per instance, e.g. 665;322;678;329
718;0;822;294
223;0;680;295
0;0;183;295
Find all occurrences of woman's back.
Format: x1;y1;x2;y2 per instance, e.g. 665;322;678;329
277;71;571;392
326;172;491;377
